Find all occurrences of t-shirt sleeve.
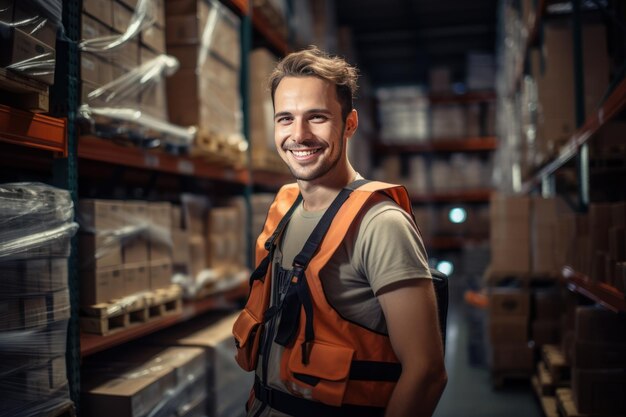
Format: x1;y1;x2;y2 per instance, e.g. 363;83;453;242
354;201;431;295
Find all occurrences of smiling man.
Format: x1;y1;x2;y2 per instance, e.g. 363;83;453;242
233;47;447;417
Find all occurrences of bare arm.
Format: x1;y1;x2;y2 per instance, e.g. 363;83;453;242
377;279;447;417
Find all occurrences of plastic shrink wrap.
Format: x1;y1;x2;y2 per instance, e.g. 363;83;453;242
0;183;78;417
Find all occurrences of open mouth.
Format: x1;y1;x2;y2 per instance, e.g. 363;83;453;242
288;148;323;161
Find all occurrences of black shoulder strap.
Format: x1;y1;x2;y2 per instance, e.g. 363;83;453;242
292;179;370;268
264;193;303;251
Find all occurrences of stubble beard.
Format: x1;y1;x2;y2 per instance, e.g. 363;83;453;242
285;126;346;182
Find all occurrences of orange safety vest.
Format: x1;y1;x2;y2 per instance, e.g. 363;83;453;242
233;180;415;416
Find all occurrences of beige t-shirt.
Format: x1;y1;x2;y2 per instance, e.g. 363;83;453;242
248;192;431;417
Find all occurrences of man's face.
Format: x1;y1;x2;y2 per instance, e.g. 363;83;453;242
273;76;348;182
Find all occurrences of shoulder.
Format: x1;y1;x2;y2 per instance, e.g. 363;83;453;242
360;200;415;232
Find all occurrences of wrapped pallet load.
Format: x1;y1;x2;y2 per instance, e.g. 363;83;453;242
0;183;78;417
0;0;62;112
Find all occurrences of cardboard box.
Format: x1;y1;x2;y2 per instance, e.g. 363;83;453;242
83;0;113;27
207;207;239;235
82;362;177;417
48;289;70;323
531;320;560;346
79;235;123;270
122;262;149;295
0;299;21;331
141;24;165;54
79;199;125;232
574;340;626;369
489;316;529;344
14;3;58;48
490;343;535;372
188;236;207;278
80;266;124;306
81;12;110;41
533;289;562;320
572;368;626;415
488;289;530;316
171;205;183;230
23;296;47;328
165;0;240;68
182;199;207;237
122;237;149;265
172;230;191;265
112;0;133;34
0;26;55;85
575;305;626;343
149;260;172;290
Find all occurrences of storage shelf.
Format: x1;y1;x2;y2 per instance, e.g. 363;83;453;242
521;74;626;192
411;189;492;203
78;135;249;184
252;169;293;190
0;104;67;155
429;91;496;105
252;10;289;55
80;283;248;357
375;137;498;153
562;266;626;313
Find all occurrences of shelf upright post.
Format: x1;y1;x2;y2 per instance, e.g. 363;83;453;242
49;0;81;412
241;0;254;269
572;0;589;211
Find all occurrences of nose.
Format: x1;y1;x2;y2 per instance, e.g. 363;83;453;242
292;118;311;144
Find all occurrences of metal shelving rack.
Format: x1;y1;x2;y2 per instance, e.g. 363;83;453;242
509;0;626;310
0;0;291;415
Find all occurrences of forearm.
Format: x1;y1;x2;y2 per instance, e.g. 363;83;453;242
384;366;447;417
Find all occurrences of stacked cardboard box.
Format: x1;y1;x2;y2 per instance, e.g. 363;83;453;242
250;48;286;172
148;312;253;417
571;306;626;415
0;184;75;416
531;197;573;276
166;0;241;139
0;0;59;86
530;22;609;163
377;87;430;142
251;193;276;245
531;289;561;347
82;346;207;417
78;199;174;306
489;194;531;277
81;0;167;117
488;288;535;373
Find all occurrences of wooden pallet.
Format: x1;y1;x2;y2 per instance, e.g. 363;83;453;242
0;68;49;113
542;345;570;387
536;360;556;396
80;285;182;335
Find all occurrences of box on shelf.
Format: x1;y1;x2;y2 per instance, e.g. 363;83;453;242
489;316;529;344
488;288;530;316
83;0;113;27
0;26;55;85
13;2;58;48
572;368;626;415
112;0;133;34
80;266;124;306
149;260;173;290
489;194;531;275
490;343;535;372
575;305;626;343
533;289;562;321
574;340;626;369
122;262;149;295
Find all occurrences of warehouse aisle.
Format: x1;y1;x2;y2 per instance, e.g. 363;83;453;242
434;278;542;417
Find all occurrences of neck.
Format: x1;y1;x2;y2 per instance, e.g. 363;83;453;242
298;164;358;211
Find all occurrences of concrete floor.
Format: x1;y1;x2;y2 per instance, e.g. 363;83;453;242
433;277;543;417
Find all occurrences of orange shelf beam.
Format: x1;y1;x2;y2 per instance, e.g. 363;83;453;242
411;189;493;204
78;135;250;184
80;283;248;357
0;104;67;155
562;266;626;313
376;137;498;153
429;91;496;105
252;10;289;55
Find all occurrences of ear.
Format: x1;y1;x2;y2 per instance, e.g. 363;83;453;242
345;109;358;139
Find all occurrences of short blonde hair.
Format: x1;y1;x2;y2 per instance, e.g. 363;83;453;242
269;46;358;119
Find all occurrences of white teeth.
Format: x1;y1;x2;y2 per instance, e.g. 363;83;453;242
291;149;319;157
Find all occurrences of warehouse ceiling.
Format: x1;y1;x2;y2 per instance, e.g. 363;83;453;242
335;0;499;88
